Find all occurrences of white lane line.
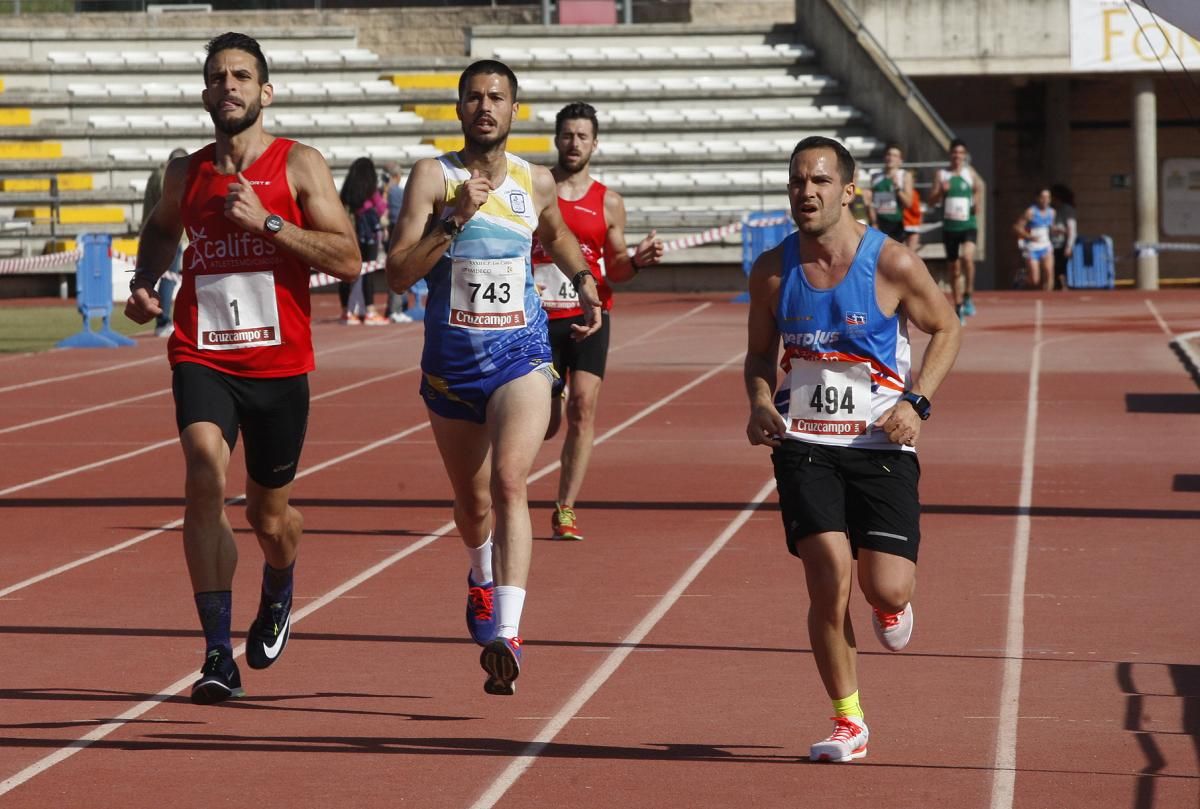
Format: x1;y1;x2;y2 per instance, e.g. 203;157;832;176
468;477;777;809
0;423;429;600
609;302;712;355
0;356;162;395
990;299;1043;809
1144;299;1172;337
0;343;742;795
0;438;180;497
0;390;169;436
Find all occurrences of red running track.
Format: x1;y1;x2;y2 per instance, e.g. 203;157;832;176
0;290;1197;809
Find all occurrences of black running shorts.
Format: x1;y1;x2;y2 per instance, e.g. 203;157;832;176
172;362;310;489
942;228;977;262
771;439;921;563
547;311;611;397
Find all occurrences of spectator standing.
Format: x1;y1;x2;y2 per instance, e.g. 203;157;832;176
339;157;388;325
1050;184;1077;291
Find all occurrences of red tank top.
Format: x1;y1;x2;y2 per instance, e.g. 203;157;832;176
531;179;614;320
168;138;314;377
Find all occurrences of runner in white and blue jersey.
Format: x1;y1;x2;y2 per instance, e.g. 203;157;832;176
1013;187;1056;291
386;60;601;697
744;136;961;763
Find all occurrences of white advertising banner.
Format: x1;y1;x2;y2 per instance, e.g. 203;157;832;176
1071;0;1200;72
1162;158;1200;237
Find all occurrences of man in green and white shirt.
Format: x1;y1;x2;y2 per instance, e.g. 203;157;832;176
864;143;913;245
928;139;983;322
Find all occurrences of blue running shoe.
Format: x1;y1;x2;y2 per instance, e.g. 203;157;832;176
466;574;497;646
480;636;522;696
962;295;976;317
190;647;244;705
245;596;292;670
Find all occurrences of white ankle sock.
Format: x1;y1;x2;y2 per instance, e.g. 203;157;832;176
467;537;493;584
495;585;526;639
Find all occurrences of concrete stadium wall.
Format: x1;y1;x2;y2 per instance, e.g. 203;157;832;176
841;0;1071;75
0;7;540;58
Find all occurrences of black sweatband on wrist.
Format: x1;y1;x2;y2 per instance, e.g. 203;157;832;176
571;269;595;291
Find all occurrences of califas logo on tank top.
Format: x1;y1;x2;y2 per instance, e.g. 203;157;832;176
187;225;279;272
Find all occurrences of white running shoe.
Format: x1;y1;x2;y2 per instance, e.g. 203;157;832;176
154;322;174;337
872;603;914;651
389;311;413;323
810;716;869;763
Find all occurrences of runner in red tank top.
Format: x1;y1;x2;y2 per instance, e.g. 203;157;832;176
531;102;664;541
124;33;361;706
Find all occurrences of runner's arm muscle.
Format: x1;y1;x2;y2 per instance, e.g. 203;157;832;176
603;188;662;284
385;158;456;293
125;156;188;323
880;246;961;401
744;248;787;447
278;144;361;281
533;165;601;336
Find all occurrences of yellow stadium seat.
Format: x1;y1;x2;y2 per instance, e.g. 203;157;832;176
45;238;137;254
112;237;139;256
58;206;127;224
0;142;63;160
0;174;94;192
422;135;552;154
0;108;32;126
387;73;459;90
15;206;126;224
0;78;5;93
405;103;531;121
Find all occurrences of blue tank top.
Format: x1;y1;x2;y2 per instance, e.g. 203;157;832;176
421;152;550;379
773;227;914;451
1026;205;1055;250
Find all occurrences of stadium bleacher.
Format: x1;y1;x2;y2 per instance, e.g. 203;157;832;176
0;22;893;268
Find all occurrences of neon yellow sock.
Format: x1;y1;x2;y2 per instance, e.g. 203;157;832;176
832;691;863;719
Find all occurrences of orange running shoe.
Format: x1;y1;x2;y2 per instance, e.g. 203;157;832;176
551;503;583;541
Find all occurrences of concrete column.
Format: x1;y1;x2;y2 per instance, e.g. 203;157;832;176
1133;76;1159;290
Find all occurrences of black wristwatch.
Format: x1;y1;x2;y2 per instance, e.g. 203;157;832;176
441;217;463;238
264;214;284;234
900;391;931;420
129;269;158;293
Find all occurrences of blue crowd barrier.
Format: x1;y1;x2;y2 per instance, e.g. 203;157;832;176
57;233;136;349
736;210;795;302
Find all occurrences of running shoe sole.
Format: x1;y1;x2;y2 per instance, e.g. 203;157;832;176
809;743;867;763
190;678;245;706
480;639;521;696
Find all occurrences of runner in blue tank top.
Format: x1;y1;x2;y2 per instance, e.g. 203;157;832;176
386;60;601;697
1013;187;1056;291
745;136;961;763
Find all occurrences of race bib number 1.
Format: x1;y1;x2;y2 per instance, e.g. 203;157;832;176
787;360;872;438
534;262;578;310
195;270;281;351
449;256;526;329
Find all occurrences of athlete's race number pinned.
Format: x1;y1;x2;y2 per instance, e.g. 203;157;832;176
809;383;856;415
195;270;281;350
450;256;526;329
788;360;871;439
533;262;578;310
944;196;971;222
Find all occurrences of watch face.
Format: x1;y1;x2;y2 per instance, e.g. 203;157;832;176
265;215;283;233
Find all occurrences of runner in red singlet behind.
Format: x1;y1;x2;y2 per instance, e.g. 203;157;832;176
124;32;361;705
531;102;664;540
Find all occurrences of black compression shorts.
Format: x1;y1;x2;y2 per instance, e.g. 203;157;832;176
547;311;611;397
172;362;310;489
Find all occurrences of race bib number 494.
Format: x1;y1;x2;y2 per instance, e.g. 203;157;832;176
449;256;526;329
787;360;872;438
195;270;281;351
